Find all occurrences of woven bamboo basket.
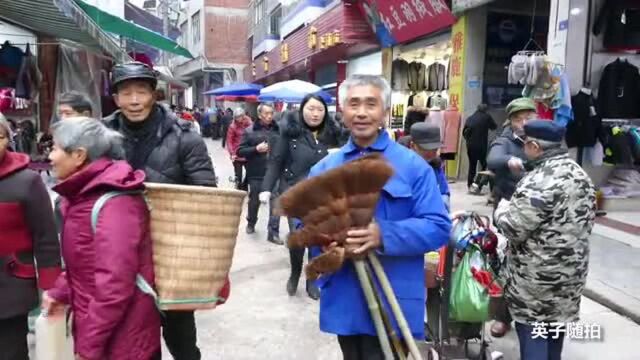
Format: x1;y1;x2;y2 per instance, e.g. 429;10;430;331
144;183;246;311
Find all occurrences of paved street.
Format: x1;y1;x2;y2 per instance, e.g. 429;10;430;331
175;139;640;359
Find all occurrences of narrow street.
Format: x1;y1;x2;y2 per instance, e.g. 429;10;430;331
165;139;640;359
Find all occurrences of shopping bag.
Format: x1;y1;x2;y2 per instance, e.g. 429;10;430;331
35;311;74;360
449;245;490;323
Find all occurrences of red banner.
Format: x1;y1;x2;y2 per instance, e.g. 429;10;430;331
359;0;456;46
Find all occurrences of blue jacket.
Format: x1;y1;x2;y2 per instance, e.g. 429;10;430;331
434;165;451;211
308;131;451;338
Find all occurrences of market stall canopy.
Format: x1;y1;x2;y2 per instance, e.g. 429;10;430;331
73;0;193;59
215;95;259;103
260;80;322;95
0;0;129;60
258;88;334;104
203;83;263;96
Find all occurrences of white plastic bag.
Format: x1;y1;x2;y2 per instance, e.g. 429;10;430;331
35;312;74;360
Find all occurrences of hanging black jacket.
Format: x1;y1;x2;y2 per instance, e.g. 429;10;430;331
566;91;604;148
237;120;281;180
104;104;217;186
597;59;640;119
262;112;340;192
593;0;640;50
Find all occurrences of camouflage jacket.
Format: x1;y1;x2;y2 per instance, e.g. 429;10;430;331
494;149;596;324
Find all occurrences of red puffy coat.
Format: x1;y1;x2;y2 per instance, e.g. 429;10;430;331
48;158;160;360
226;115;252;162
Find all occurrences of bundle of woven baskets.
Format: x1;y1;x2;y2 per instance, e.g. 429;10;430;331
144;183;246;310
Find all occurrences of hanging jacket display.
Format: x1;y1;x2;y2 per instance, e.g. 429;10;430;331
0;41;24;88
427;62;447;91
408;61;427;92
598;59;640;119
567;90;603;148
593;0;640;51
15;44;41;100
391;59;410;91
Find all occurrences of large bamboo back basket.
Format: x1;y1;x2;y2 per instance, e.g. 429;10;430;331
144;183;246;311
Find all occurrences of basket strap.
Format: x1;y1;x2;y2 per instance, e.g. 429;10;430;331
90;191;161;314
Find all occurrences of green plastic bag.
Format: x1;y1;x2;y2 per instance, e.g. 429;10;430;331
449;245;489;322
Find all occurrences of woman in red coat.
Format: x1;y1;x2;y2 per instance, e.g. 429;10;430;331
0;117;61;359
42;118;160;360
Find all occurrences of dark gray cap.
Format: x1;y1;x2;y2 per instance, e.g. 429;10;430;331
409;122;442;150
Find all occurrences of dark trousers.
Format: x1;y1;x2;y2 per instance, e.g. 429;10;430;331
221;125;229;148
0;314;29;360
516;322;565;360
233;161;248;191
467;146;487;188
338;335;405;360
247;178;280;234
287;217;311;280
162;311;201;360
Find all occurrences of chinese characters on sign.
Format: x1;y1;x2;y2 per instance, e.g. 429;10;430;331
531;322;603;341
448;16;466;112
280;43;289;63
358;0;456;46
308;27;342;51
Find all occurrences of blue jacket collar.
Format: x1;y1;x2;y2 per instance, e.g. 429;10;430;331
343;130;391;154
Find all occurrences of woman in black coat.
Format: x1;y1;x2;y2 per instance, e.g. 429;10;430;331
261;94;341;299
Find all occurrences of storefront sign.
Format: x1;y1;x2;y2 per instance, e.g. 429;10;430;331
452;0;495;14
263;56;269;73
357;0;456;47
308;26;318;49
448;16;466;112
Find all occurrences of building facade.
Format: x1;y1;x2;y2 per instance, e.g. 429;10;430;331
172;0;250;107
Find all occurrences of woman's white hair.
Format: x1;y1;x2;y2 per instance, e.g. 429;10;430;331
338;75;392;110
51;117;125;161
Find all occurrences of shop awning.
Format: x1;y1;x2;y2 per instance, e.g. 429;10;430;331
155;66;189;89
73;0;193;59
0;0;129;60
204;83;263;96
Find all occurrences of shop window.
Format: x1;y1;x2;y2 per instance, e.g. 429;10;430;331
269;6;282;37
180;21;188;47
255;0;265;25
192;12;201;46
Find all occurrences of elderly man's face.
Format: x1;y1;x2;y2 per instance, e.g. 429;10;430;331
343;85;387;146
259;106;274;126
0;126;9;160
524;139;544;160
510;110;536;135
113;80;156;122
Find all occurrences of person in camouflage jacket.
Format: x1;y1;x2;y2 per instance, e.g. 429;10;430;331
494;120;596;360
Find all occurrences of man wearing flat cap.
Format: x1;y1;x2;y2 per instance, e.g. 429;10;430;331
494;120;596;360
408;122;450;210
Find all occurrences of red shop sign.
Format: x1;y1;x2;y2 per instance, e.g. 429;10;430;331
359;0;456;46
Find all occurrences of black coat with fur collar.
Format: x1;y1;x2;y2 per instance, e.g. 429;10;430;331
262;112;340;192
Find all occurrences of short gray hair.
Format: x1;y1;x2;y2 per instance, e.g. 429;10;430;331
339;75;392;110
51;117;125;161
257;102;274;114
233;107;246;118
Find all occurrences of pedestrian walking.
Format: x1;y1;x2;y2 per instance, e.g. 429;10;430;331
221;108;233;148
237;103;281;239
494;120;596;360
42;118;161;360
463;104;496;192
486;97;537;338
226;108;252;191
261;94;341;299
104;61;217;360
306;75;451;359
406;122;451;210
0;117;61;359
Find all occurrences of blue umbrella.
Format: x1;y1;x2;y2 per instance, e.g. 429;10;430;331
203;83;263;96
258;89;334;104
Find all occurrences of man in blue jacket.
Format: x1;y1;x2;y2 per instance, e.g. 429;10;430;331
308;75;451;359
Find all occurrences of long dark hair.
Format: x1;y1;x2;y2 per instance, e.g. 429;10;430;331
298;94;339;144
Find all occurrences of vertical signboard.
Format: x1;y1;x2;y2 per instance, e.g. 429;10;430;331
447;16;467;178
